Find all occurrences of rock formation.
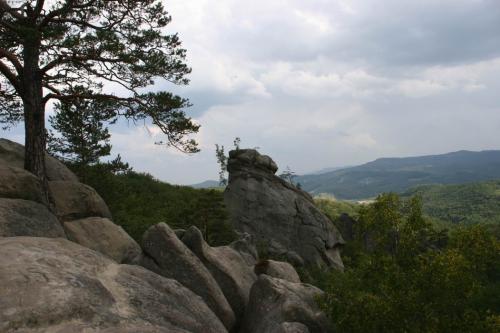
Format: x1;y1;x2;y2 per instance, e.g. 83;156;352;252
141;223;236;331
0;139;334;333
224;149;345;269
241;274;331;333
0;237;227;333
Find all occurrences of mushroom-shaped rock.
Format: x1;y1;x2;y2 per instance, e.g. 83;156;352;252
49;181;112;222
224;149;344;270
141;223;236;331
240;275;330;333
0;237;227;333
254;259;301;283
63;217;141;264
0;198;66;238
182;226;257;321
0;138;78;182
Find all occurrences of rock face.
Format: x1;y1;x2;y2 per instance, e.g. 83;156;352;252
0;199;66;238
241;275;330;333
182;226;257;322
0;237;227;333
254;259;301;283
0;165;48;205
63;217;141;264
224;149;344;269
0;138;78;182
141;223;236;331
49;180;112;222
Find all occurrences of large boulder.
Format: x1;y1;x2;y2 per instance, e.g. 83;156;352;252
241;275;330;333
254;259;301;283
49;180;112;222
182;226;257;321
0;237;227;333
0;138;78;182
63;217;141;264
0;198;66;238
141;223;236;331
224;149;344;269
0;165;47;205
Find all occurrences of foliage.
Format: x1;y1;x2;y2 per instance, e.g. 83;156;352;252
0;0;199;179
312;194;500;332
215;137;241;186
48;86;116;165
70;163;236;246
314;196;361;220
402;180;500;225
278;165;297;185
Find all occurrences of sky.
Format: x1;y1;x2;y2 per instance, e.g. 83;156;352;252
3;0;500;184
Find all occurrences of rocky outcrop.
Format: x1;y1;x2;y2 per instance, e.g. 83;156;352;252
0;138;78;182
141;223;236;331
0;237;227;333
182;226;257;321
49;180;112;222
241;275;330;333
224;149;344;269
254;259;301;283
63;217;141;264
0;165;48;205
0;199;66;238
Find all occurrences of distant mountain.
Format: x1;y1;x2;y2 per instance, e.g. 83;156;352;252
190;180;221;189
297;150;500;200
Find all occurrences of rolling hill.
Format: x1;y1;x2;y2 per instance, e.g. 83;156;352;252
296;150;500;199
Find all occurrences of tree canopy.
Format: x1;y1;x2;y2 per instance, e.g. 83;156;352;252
0;0;199;181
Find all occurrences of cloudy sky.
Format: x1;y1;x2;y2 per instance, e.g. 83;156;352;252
4;0;500;184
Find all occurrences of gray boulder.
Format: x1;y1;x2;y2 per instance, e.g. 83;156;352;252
0;198;66;238
63;217;141;264
141;223;236;331
182;226;257;321
241;275;330;333
49;180;112;222
224;149;344;269
0;237;227;333
0;165;47;205
0;138;78;182
254;259;301;283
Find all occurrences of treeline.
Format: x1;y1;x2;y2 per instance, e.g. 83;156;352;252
69;163;236;247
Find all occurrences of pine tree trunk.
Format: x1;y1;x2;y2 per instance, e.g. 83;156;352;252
22;40;48;197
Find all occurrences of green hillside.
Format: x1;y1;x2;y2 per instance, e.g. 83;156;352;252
297;150;500;200
402;180;500;225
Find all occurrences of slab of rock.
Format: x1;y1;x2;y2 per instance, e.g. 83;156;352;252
0;165;47;205
0;237;227;333
182;226;257;321
224;149;344;269
0;138;78;182
0;198;66;238
49;181;112;222
272;322;310;333
241;275;330;333
229;232;259;266
254;259;301;283
64;217;141;264
141;223;236;331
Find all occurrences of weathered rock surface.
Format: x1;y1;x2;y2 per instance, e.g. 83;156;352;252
0;198;66;238
182;226;257;321
241;275;330;333
49;180;112;222
0;138;78;182
0;237;227;333
141;223;236;330
0;165;48;205
64;217;141;264
254;259;301;283
224;149;344;269
229;231;259;266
